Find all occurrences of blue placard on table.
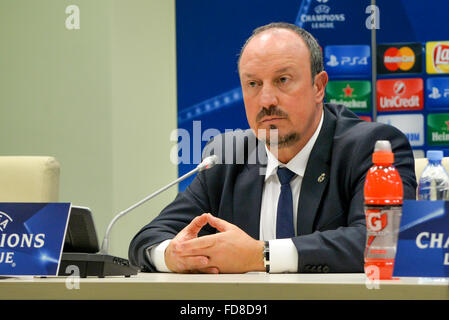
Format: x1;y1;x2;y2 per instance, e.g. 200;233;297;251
394;200;449;277
0;203;71;276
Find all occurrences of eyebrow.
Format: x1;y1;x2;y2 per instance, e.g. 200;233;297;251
274;67;294;74
241;67;294;79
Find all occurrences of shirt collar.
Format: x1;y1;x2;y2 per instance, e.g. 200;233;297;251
264;108;324;181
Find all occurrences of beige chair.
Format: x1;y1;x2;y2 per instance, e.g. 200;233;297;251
415;157;449;183
0;156;60;202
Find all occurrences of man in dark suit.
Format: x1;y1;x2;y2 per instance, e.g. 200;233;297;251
129;22;417;274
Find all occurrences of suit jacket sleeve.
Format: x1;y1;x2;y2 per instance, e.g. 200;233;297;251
128;169;216;272
292;124;417;273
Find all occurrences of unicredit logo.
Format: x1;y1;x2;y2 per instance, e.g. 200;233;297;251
383;47;415;71
377;78;423;111
380;95;420;108
393;81;406;95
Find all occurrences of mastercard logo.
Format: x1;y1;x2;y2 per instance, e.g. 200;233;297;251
383;47;416;71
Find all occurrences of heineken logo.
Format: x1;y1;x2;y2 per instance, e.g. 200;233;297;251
343;84;354;97
325;80;371;113
427;113;449;145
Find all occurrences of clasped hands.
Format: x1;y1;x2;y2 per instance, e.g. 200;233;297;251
164;213;265;274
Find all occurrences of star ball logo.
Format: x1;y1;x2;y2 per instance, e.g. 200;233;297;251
377;78;423;111
426;41;449;74
299;0;345;30
377;43;422;74
0;212;13;232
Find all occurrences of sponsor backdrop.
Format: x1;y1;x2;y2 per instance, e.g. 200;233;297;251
175;0;449;190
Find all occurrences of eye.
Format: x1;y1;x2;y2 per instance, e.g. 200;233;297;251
248;80;258;88
278;76;289;84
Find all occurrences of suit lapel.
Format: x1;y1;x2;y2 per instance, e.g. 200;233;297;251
232;135;266;240
297;107;336;235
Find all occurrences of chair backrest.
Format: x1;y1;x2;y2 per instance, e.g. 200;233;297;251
415;157;449;183
0;156;60;202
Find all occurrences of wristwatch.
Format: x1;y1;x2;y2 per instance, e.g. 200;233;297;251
263;241;270;273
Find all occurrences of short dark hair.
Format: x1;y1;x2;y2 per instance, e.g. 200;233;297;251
238;22;324;82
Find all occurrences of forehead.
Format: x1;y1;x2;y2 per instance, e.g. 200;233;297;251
239;28;310;75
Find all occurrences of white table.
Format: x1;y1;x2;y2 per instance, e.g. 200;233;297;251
1;272;448;300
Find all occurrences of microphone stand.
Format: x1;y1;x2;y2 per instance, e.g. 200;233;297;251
59;155;218;278
100;163;208;255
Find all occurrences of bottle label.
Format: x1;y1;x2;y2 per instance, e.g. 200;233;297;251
364;206;402;260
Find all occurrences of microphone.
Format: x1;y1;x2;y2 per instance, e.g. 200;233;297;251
100;155;219;255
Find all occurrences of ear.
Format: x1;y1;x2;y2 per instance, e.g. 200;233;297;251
313;71;328;104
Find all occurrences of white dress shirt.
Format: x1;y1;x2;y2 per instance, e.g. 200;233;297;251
148;109;324;273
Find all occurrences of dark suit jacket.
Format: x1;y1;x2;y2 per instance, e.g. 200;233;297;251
129;103;417;273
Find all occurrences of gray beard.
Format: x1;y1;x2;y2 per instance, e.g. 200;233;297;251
265;130;300;148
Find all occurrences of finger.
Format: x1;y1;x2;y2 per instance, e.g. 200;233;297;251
185;267;219;274
205;213;231;232
177;255;210;272
197;267;219;274
179;214;209;239
181;234;218;252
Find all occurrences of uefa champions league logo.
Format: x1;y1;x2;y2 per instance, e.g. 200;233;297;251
0;211;13;232
0;211;15;266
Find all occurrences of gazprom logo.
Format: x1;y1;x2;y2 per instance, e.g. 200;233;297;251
324;45;371;77
377;114;424;147
0;212;13;232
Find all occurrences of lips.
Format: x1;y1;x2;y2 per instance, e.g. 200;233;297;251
260;117;286;123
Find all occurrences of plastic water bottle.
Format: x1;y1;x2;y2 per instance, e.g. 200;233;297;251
418;150;449;200
364;140;403;280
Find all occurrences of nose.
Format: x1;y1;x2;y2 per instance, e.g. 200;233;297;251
259;83;279;109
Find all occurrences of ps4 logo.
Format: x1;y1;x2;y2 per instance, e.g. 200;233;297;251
429;87;449;99
327;55;369;67
0;211;13;232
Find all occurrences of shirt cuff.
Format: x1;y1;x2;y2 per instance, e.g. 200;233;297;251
268;239;298;273
146;239;172;272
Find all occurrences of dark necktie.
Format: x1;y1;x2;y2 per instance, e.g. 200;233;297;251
276;167;296;239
